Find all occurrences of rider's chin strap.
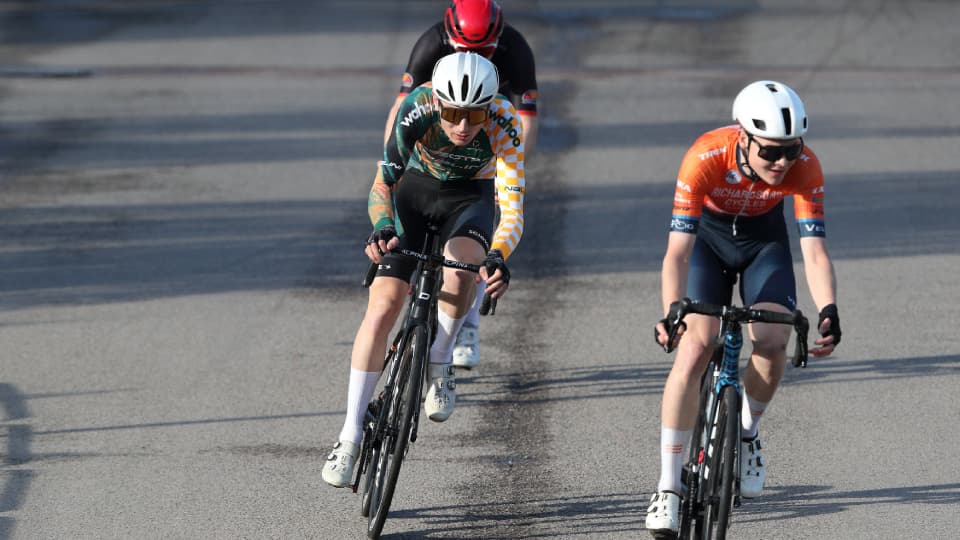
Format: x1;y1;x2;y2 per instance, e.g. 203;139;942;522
736;141;762;183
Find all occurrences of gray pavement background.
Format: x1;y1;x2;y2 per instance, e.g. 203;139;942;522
2;1;958;539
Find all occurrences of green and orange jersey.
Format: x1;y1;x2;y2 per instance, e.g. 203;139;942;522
670;125;826;237
372;84;525;258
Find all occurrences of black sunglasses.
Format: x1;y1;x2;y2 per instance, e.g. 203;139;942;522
749;134;804;162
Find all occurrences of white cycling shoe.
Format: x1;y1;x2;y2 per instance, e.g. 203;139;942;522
322;440;359;488
645;490;680;537
740;437;766;498
424;363;456;422
452;323;480;369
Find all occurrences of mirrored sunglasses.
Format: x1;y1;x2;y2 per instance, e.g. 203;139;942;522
439;104;489;125
751;135;804;162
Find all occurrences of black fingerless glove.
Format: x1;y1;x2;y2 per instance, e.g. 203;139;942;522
482;249;510;284
654;301;683;346
818;304;841;346
366;225;397;253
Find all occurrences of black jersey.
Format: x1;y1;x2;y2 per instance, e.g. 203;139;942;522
397;21;538;116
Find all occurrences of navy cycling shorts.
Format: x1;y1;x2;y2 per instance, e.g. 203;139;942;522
686;204;798;311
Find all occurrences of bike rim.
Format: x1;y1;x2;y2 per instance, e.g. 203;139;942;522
366;325;425;539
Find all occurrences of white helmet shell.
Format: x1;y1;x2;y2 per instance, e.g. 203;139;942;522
432;51;499;108
732;80;808;139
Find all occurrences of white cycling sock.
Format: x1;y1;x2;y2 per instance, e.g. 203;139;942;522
658;427;692;494
463;281;485;328
741;392;768;440
430;309;464;365
338;368;380;445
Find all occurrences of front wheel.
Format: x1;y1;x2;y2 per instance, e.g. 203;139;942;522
360;442;379;517
366;324;427;539
360;399;383;518
679;352;722;540
701;386;738;540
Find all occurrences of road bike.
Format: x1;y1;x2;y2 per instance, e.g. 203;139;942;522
352;224;494;539
663;298;809;540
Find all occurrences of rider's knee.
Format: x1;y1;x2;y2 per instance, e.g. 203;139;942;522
751;334;788;358
444;267;475;289
672;343;713;384
364;290;405;331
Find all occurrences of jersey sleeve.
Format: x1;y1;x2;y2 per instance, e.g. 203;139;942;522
398;23;446;96
487;98;525;259
378;89;433;186
669;141;711;234
792;152;827;237
371;90;434;230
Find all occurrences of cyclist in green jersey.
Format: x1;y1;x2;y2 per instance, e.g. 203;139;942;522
323;52;527;488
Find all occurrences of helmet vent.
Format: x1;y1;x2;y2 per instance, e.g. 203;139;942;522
447;80;457;102
471;84;484;104
460;75;470;102
781;108;793;136
752;119;767;131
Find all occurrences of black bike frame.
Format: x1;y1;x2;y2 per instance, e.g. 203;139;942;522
355;226;444;488
353;224;488;539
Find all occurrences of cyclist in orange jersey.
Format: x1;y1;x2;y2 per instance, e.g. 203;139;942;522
645;81;842;537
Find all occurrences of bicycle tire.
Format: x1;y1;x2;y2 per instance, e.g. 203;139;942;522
365;338;410;537
679;352;721;540
361;340;400;518
360;397;385;518
360;441;379;517
701;385;738;540
366;324;427;539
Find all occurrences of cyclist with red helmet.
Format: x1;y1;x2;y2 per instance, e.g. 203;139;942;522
381;1;539;372
644;81;842;537
384;0;538;152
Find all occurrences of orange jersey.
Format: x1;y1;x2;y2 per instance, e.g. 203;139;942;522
670;126;826;237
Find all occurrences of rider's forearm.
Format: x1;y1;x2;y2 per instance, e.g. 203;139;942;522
368;173;394;230
804;257;836;311
800;238;837;310
661;255;688;315
519;114;538;156
490;209;523;259
661;232;695;314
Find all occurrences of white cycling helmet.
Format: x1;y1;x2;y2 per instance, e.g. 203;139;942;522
732;80;808;139
432;51;499;108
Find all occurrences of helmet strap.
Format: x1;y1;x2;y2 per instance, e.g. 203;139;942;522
736;139;762;183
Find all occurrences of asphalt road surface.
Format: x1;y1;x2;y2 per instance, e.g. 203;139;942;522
2;1;959;539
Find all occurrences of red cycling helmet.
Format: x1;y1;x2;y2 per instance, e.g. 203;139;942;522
444;0;504;50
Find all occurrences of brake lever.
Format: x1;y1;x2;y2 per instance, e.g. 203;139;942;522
792;311;809;368
479;293;497;316
663;313;687;353
362;262;378;288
